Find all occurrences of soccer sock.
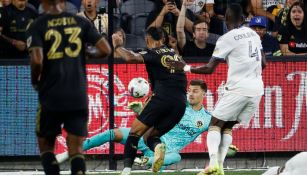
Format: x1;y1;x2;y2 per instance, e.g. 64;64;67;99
123;133;141;168
146;136;161;152
70;154;86;175
82;129;115;150
218;130;233;168
40;151;60;175
207;126;221;167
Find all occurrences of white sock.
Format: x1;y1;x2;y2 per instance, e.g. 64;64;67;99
207;130;221;167
218;133;233;168
122;167;131;173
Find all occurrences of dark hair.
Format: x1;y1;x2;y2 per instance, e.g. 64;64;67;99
286;2;306;33
192;20;209;33
145;27;165;41
190;79;207;92
226;3;243;23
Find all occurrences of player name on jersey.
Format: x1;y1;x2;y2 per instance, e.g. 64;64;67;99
48;17;77;27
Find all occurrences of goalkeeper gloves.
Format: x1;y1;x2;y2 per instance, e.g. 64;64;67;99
128;101;143;115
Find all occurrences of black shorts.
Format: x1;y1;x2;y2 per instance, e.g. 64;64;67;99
36;106;88;138
137;94;186;135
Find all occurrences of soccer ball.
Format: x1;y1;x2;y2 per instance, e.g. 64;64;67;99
128;77;150;98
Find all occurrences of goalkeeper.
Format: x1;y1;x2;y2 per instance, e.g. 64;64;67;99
56;80;237;169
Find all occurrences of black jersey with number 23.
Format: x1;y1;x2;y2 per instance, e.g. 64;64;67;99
26;12;102;111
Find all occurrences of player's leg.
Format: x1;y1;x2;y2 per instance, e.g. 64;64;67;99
64;109;88;175
121;118;150;175
121;95;169;175
56;128;128;163
217;121;237;175
36;108;61;175
146;100;186;172
218;95;261;174
204;117;225;175
201;93;248;175
83;128;127;150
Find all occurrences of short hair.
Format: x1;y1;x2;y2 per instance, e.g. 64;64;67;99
189;79;207;92
226;3;243;23
192;20;209;33
145;27;164;41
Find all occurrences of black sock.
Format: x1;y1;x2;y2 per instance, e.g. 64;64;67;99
70;154;86;175
146;136;161;152
41;152;60;175
123;134;141;167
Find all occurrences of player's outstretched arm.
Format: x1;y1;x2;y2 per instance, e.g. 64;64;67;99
167;57;221;74
112;33;144;63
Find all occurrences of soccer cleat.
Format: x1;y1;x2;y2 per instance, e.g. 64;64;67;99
152;143;166;172
55;151;69;164
134;156;149;166
197;164;222;175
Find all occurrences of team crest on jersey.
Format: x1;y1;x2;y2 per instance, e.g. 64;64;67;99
196;121;203;128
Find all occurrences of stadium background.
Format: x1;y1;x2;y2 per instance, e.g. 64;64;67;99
0;0;307;173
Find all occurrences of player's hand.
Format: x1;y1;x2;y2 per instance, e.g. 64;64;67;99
128;101;143;115
14;40;27;51
112;33;123;48
166;59;186;71
227;144;238;157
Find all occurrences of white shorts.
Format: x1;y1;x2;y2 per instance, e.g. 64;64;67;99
211;92;262;125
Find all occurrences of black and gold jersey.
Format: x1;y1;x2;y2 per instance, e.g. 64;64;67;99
140;45;187;98
27;12;103;111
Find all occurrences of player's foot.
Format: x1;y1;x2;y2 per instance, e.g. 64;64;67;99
134;156;149;166
152;143;166;172
55;151;69;164
119;167;131;175
197;163;221;175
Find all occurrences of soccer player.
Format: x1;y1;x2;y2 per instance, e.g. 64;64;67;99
56;80;215;170
26;0;111;174
112;27;187;175
168;3;266;175
263;152;307;175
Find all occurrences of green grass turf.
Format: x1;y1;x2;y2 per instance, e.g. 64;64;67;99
95;170;264;175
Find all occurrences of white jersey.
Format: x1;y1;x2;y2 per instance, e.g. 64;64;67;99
77;12;108;35
212;26;264;97
263;152;307;175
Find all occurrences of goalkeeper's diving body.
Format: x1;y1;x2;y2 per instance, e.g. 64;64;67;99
57;80;236;169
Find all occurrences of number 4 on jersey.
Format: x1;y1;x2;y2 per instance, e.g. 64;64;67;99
248;41;259;61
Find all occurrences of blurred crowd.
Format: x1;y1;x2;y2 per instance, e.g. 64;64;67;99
0;0;307;59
